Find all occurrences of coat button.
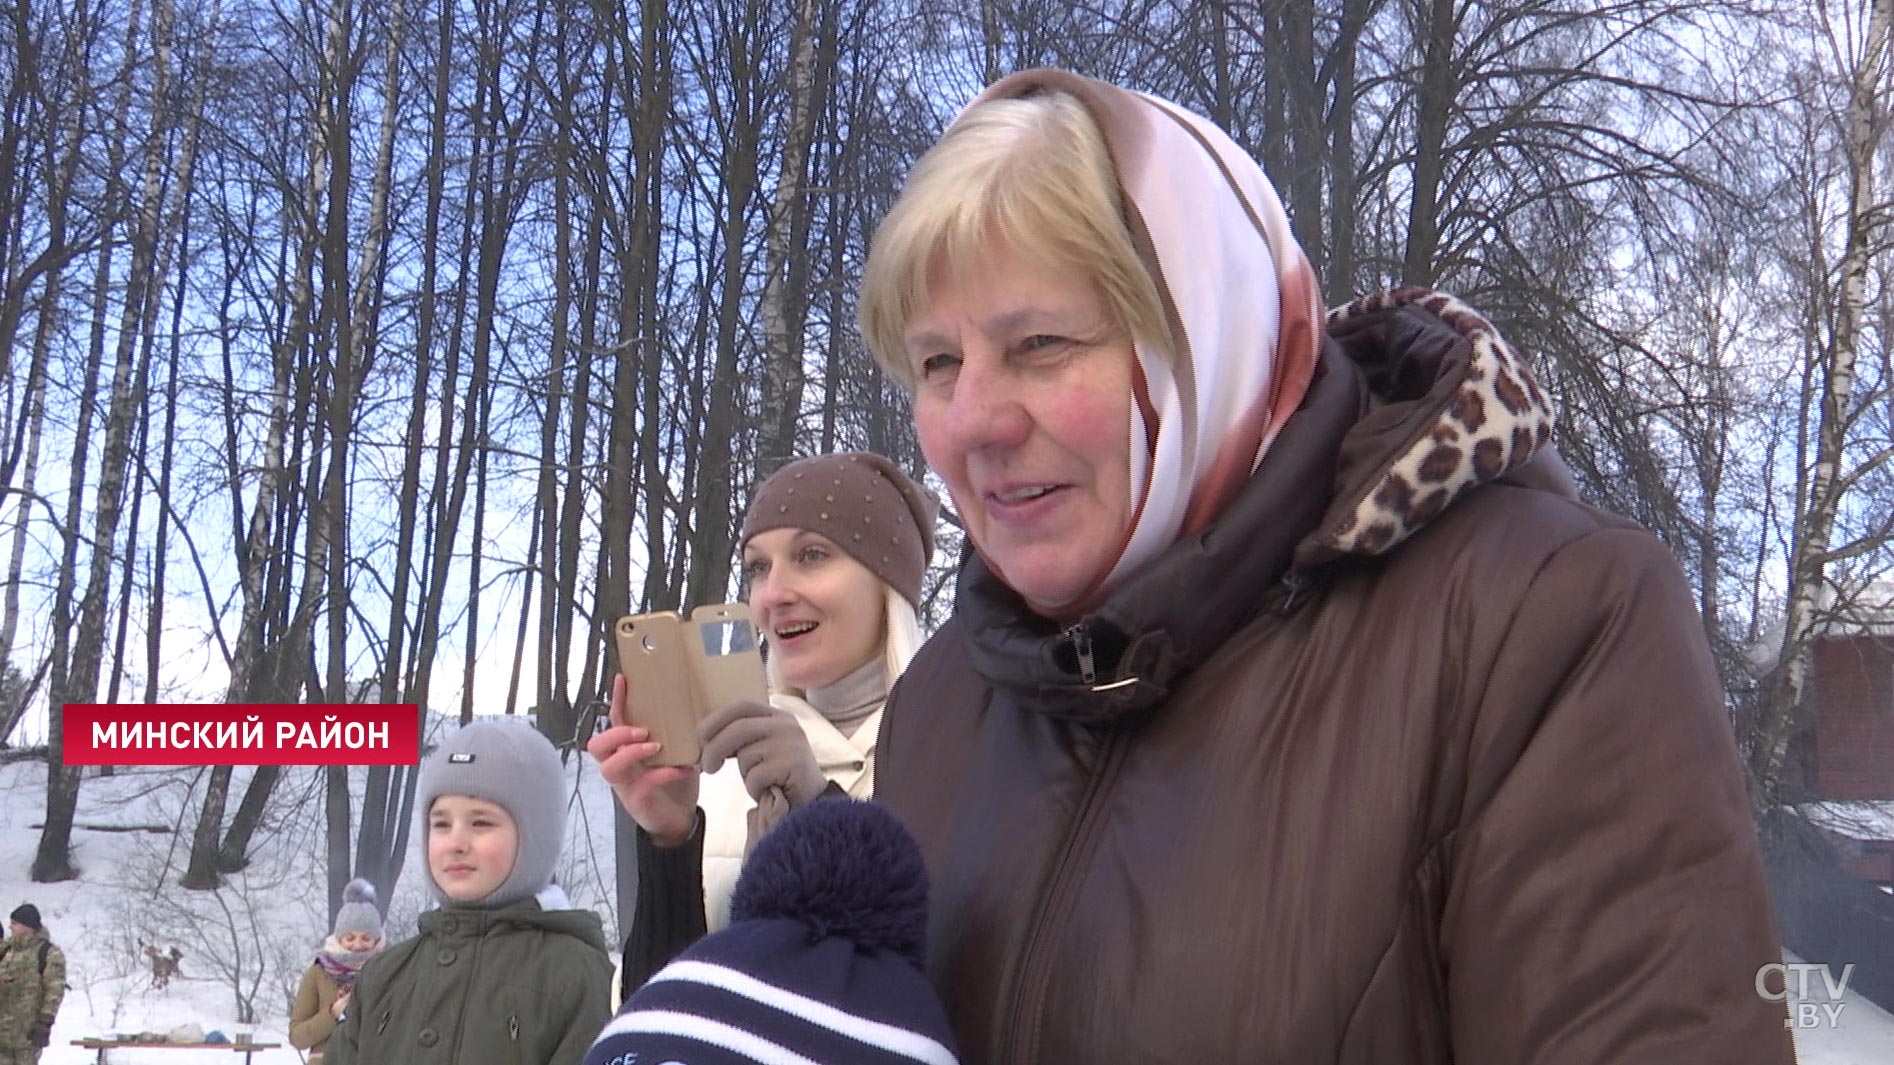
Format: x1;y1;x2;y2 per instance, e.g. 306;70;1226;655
418;1027;439;1047
439;917;457;935
436;949;456;965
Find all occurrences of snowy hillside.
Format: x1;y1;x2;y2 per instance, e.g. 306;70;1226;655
0;742;621;1064
0;748;1889;1063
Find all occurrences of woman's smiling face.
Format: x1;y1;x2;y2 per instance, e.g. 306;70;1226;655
744;528;887;690
906;243;1135;615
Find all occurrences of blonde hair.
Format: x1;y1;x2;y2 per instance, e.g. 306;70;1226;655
858;91;1170;385
765;582;923;699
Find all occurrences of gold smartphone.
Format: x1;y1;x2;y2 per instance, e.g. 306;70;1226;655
612;603;767;768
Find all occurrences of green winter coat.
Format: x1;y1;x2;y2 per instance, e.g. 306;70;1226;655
0;929;65;1050
324;900;612;1065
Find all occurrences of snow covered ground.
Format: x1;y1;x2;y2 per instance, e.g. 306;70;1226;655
1782;951;1894;1065
1;751;1890;1063
0;748;622;1064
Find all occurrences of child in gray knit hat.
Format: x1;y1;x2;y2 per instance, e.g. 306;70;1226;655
324;719;613;1065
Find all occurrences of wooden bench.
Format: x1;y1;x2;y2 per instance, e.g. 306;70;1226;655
71;1038;281;1064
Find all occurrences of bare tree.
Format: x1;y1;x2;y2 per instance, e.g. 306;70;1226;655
1751;0;1894;811
35;0;151;882
754;0;835;477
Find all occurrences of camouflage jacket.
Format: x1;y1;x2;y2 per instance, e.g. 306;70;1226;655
0;928;66;1049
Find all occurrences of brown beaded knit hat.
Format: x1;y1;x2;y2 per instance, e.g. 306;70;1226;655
740;453;938;607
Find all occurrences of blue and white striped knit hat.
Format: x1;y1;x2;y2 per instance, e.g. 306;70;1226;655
585;799;959;1065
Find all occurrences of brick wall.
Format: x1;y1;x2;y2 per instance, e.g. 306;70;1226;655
1809;636;1894;800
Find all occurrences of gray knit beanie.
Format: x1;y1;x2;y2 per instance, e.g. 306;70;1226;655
740;453;939;607
332;877;384;940
416;718;566;909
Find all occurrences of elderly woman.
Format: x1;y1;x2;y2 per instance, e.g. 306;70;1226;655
859;70;1793;1063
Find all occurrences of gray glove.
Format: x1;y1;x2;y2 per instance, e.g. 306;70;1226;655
698;701;826;807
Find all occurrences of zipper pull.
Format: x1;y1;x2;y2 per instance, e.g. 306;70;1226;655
376;1011;390;1034
1279;571;1309;613
509;1014;520;1041
1064;622;1097;685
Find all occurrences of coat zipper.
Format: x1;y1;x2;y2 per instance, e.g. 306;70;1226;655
1004;729;1130;1064
508;1013;522;1065
1063;622;1096;685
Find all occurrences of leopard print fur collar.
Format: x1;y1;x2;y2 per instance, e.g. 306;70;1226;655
1311;286;1557;561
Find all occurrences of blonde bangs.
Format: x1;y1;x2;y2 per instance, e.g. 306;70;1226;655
860;93;1170;385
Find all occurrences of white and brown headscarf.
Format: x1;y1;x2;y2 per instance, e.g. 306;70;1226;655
956;70;1324;602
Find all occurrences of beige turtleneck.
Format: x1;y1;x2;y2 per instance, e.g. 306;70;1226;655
800;656;889;740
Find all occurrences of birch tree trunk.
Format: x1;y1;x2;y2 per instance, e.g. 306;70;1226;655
1751;0;1894;811
753;0;826;477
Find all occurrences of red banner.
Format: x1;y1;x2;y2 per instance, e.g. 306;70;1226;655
61;704;422;766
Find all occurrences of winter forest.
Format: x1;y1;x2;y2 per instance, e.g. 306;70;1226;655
0;0;1891;1004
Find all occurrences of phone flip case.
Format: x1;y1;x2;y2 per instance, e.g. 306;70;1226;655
613;603;767;768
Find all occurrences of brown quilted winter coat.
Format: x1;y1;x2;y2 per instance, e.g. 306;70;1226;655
875;290;1795;1065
